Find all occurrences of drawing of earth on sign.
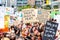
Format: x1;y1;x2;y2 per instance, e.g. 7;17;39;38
37;9;50;23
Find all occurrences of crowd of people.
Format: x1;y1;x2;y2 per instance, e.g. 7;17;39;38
0;21;45;40
0;18;60;40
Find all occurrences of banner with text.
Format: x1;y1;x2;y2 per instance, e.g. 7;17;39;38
22;8;39;23
43;21;58;40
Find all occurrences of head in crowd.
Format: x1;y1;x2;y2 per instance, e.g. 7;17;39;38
26;23;32;28
0;33;4;38
51;18;57;22
10;26;14;30
34;22;39;27
17;24;22;28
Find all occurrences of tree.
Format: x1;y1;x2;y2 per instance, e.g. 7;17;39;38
17;5;32;11
33;5;37;8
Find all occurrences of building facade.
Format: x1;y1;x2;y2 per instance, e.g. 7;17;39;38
42;0;60;9
28;0;35;7
17;0;28;6
35;0;42;7
10;0;17;7
1;0;17;7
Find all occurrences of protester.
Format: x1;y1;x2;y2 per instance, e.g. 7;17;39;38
1;33;10;40
2;21;58;40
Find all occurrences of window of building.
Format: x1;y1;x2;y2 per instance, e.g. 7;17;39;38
44;5;51;10
53;0;57;1
23;3;27;4
35;1;40;4
17;0;22;1
17;3;22;4
54;5;58;9
17;0;27;1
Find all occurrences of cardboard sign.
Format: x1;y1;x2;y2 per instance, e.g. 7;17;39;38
37;9;50;23
43;21;58;40
22;8;39;23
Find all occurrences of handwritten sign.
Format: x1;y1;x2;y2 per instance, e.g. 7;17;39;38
6;7;14;15
43;21;58;40
22;8;39;23
37;9;50;23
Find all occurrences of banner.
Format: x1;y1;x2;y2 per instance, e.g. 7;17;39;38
5;7;14;15
43;21;58;40
54;15;60;30
22;8;38;23
46;0;49;5
4;15;10;32
37;9;50;23
0;7;10;33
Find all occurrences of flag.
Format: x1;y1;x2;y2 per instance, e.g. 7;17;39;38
46;0;49;5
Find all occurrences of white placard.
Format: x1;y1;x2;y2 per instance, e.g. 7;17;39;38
22;8;38;23
54;15;60;30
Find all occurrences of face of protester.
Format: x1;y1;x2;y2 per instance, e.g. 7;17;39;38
11;28;14;30
34;22;39;27
34;24;37;27
31;37;35;40
37;23;39;26
18;24;22;28
27;25;32;28
34;30;39;35
0;34;4;38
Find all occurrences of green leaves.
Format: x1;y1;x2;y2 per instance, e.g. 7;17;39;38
50;10;60;18
17;5;32;11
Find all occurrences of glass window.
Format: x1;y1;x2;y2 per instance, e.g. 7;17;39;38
54;5;58;9
17;0;22;1
53;0;57;1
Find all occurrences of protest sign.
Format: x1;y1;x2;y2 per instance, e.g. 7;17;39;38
43;21;58;40
5;7;14;15
4;15;10;32
37;9;50;23
22;8;39;23
54;15;60;30
15;11;23;20
0;7;10;33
